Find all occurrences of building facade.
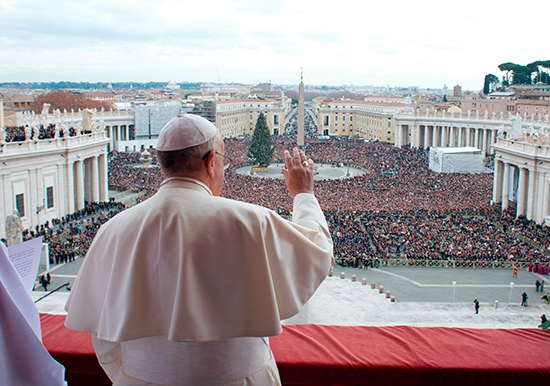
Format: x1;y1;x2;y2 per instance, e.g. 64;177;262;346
461;92;517;115
215;98;291;138
1;108;110;238
314;99;405;142
493;127;550;224
393;109;550;155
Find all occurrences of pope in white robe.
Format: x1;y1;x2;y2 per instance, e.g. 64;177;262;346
65;115;333;385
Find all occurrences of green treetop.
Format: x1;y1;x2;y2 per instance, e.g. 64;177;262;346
247;112;274;167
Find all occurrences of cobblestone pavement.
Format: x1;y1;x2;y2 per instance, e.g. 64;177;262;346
235;163;366;180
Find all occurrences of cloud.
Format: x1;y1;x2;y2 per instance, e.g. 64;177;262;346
0;0;548;90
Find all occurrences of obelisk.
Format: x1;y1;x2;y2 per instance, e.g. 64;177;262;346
297;68;305;147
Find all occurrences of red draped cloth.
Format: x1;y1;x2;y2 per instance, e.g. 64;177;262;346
40;314;550;386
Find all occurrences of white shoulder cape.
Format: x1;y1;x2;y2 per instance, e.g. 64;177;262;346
65;179;333;342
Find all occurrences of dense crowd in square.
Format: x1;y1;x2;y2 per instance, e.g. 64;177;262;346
23;137;550;267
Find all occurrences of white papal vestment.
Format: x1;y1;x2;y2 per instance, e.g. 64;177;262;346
65;178;333;385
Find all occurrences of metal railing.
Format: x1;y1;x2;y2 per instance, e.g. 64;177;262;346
376;258;534;270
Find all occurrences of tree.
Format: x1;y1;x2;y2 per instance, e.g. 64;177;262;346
29;90;112;113
498;62;537;86
247;112;274;167
528;60;550;84
498;62;517;84
483;74;500;94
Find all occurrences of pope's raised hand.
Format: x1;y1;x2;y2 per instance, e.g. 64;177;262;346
282;147;314;197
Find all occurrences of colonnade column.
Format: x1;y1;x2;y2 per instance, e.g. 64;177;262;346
517;167;527;217
434;126;440;147
493;160;504;204
474;128;479;149
84;159;92;203
527;169;536;220
395;125;400;147
91;156;99;202
74;160;85;211
65;160;75;214
395;125;401;147
99;153;108;201
457;127;463;147
422;125;429;149
441;126;448;147
482;129;488;154
502;162;509;210
411;124;420;148
490;130;496;154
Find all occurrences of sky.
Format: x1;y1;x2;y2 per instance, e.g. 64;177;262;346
0;0;546;90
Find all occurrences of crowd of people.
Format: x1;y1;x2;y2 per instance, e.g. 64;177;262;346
23;201;126;266
3;124;80;142
282;107;319;140
360;210;548;263
24;136;550;268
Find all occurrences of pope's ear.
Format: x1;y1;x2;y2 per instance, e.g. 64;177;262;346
204;150;216;177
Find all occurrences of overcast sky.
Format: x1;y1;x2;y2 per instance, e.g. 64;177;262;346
0;0;546;90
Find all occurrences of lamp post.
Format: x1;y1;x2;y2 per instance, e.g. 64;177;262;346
148;109;153;140
36;199;45;236
509;282;514;303
452;281;457;302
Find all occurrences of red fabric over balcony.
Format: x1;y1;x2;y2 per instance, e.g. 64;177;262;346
40;314;550;386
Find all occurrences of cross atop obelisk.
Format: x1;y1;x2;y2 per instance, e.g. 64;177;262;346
297;67;305;147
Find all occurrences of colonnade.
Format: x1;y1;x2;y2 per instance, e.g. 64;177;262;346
66;153;109;213
492;159;538;220
395;124;497;154
106;124;134;141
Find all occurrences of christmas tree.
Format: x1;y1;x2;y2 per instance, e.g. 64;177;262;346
247;112;274;167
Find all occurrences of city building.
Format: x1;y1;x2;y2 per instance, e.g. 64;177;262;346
493;124;550;224
215;97;291;138
461;91;517;115
313;98;405;142
0;105;109;235
200;83;251;94
394;109;550;156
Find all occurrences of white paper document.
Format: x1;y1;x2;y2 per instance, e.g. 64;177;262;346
7;237;44;293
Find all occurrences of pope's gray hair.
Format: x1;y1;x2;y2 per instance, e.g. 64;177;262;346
157;133;222;175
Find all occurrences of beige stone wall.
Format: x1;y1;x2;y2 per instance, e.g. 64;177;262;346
316;100;403;142
216;99;288;138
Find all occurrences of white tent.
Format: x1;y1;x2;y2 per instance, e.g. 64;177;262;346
428;147;484;173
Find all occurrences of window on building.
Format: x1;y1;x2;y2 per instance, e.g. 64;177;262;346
46;186;54;209
350;115;353;122
324;116;329;126
343;115;346;121
388;121;392;128
274;115;279;125
335;116;338;122
16;194;25;217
